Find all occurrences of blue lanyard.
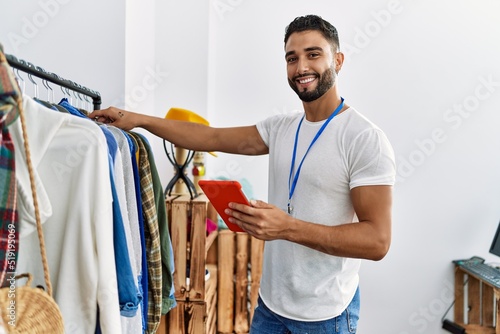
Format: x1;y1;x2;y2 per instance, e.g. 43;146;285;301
287;97;345;214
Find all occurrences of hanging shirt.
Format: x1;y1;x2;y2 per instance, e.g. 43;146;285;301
0;47;20;287
107;126;143;334
58;97;87;118
135;133;176;314
108;127;142;277
12;95;122;333
100;125;141;318
128;132;163;334
126;133;149;332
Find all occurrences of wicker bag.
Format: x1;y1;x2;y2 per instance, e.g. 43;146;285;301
0;73;64;333
0;274;64;333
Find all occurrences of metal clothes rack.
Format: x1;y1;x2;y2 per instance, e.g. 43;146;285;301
5;54;102;110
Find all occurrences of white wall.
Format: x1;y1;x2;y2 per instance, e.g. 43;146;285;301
3;1;500;333
152;0;211;191
0;0;125;108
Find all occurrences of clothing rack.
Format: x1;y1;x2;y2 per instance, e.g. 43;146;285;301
5;54;102;110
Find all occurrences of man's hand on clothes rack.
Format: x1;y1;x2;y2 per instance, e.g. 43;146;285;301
88;107;138;131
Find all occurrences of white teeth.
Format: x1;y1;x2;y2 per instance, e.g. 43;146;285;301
299;77;315;84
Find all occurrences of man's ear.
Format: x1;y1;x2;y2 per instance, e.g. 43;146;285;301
334;52;345;73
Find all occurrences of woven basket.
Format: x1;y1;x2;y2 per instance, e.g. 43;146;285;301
0;274;64;333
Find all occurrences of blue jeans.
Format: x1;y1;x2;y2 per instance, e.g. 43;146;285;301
250;287;360;334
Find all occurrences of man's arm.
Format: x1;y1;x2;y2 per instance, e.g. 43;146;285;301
88;107;268;155
227;185;393;261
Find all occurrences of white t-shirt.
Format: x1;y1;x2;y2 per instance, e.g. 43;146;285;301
256;107;396;321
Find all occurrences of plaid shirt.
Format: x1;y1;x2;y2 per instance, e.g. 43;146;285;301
135;133;176;314
128;132;162;334
0;45;20;287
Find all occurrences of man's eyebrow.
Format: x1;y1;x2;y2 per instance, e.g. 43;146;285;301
285;46;324;58
305;46;324;52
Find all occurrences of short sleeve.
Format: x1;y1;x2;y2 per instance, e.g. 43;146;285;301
348;128;396;189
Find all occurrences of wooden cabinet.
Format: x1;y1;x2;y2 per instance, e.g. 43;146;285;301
217;230;264;334
454;266;500;333
158;194;218;334
158;194;264;334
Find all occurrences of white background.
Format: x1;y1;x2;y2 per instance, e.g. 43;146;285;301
2;0;500;333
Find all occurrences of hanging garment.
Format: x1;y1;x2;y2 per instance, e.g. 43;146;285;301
127;133;149;332
135;133;176;314
0;46;20;287
33;97;57;111
107;125;143;334
58;97;87;118
100;125;141;319
127;132;162;334
12;95;122;334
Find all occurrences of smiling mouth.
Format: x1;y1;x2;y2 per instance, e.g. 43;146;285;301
295;74;317;86
298;77;315;84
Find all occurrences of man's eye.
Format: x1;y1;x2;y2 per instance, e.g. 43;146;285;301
287;57;297;63
309;53;319;58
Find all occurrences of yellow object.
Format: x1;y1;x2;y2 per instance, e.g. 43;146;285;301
165;107;217;157
165;107;210;125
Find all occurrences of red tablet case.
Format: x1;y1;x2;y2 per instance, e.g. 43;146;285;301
198;180;249;232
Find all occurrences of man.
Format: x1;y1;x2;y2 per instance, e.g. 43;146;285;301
90;14;396;333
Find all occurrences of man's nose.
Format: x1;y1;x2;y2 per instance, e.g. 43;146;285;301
296;57;309;74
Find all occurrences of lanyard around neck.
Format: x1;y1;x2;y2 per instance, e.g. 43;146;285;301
287;97;345;214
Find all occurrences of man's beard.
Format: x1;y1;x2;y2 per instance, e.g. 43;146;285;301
288;65;337;102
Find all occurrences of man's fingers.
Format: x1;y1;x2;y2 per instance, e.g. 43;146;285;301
250;199;272;209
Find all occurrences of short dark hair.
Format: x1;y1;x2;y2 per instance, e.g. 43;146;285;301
284;15;340;52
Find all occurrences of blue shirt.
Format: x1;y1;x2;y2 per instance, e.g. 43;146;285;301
126;132;149;331
101;126;141;317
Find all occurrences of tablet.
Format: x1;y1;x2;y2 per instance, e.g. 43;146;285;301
198;179;249;232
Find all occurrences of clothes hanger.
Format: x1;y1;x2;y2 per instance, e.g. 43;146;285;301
83;94;91;111
42;79;54;104
25;65;58;110
37;66;54;104
71;82;83;109
27;73;38;99
23;60;40;99
14;68;26;94
64;87;73;105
